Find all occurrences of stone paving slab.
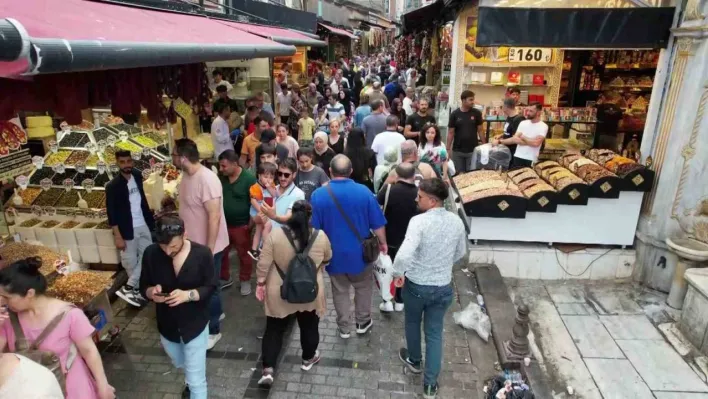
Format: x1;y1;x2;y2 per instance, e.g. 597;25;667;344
584;358;654;398
617;339;708;392
562;316;624;359
599;315;663;340
654;393;708;398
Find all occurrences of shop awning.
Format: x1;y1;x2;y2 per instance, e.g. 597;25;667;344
0;0;296;76
401;0;445;34
226;22;326;47
318;23;358;40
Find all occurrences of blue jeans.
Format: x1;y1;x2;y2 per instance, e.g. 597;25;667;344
209;251;224;334
160;325;209;399
402;279;454;387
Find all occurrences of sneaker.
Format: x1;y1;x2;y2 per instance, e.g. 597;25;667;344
240;281;252;296
423;384;439;399
301;350;321;371
219;313;226;322
379;301;394;312
247;249;260;261
398;348;422;374
116;286;141;307
257;368;274;386
394;302;405;312
207;333;222;350
181;385;190;399
338;328;351;339
355;319;373;334
132;289;148;305
220;278;234;290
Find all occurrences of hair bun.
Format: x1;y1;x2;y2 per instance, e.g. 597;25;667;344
18;257;43;274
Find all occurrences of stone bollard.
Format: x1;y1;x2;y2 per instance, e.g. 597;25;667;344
504;304;531;361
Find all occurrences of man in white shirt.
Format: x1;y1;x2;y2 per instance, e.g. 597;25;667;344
402;87;415;117
276;83;292;124
494;102;548;168
211;101;233;161
325;94;346;122
330;71;350;95
212;69;233;96
371;115;406;165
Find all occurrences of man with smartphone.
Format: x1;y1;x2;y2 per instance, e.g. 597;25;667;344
141;214;217;399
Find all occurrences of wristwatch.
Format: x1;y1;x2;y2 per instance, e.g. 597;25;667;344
188;290;197;302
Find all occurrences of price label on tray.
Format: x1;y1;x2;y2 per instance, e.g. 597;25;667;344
15;175;28;190
109;164;119;174
52;163;66;174
82;179;95;193
119;131;129;142
106;136;117;147
45;206;56;216
49;140;58;153
75;162;86;173
32;155;44;169
85;142;97;154
40;178;52;191
142;147;152;158
508;48;553;63
31;205;42;216
131;151;141;161
97;140;107;153
63;178;74;192
55;259;68;276
96;161;107;174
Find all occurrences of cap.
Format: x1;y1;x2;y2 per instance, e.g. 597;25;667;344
260;129;276;143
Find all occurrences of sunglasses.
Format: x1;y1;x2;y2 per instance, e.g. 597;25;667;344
158;223;184;234
277;171;292;178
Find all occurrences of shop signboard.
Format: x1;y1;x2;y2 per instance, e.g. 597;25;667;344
464;14;554;65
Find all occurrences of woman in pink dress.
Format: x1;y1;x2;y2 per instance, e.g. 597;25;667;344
0;257;115;399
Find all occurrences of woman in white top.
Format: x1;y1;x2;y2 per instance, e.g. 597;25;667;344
0;353;64;398
276;124;300;159
418;124;449;181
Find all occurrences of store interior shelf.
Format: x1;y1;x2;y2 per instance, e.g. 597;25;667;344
465;62;555;68
464;83;552;88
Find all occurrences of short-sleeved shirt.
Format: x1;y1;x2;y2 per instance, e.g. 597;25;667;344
405;113;436;145
249;183;274;217
502;114;526;158
326;103;346;120
448;107;484;153
178;165;229;254
298;117;316;141
220;168;256;227
310;179;386;275
295;166;330;201
272;183;305;229
362;113;388;149
371;131;405;166
241;134;261;167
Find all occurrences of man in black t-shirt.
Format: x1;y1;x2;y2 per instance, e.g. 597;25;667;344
497;97;525;166
447;90;485;174
404;98;436;144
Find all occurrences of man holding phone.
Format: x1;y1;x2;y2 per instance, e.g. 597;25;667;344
140;215;218;399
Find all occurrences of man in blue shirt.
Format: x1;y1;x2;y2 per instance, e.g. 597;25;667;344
311;155;388;338
384;76;405;105
354;94;372;128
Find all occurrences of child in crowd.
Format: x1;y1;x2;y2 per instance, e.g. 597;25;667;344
297;108;315;148
248;162;278;260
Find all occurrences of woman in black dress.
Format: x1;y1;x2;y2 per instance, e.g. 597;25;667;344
344;128;377;192
327;119;346;155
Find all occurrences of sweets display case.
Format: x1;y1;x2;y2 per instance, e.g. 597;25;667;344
451;150;655;246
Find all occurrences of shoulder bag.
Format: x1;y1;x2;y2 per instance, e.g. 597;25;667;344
326;185;380;263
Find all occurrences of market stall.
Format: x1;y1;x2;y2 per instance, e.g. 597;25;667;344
317;23;358;62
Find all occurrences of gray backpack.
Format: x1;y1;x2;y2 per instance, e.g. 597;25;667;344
275;228;320;304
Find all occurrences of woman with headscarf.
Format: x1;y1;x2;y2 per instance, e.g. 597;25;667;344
373;145;400;193
313;131;336;177
344;128;377;192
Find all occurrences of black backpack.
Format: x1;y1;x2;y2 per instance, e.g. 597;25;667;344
275;228;320;304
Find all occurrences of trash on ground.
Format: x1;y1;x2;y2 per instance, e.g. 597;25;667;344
453;302;491;341
486;373;534;399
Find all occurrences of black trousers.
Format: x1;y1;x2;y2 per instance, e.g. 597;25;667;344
389;246;403;304
262;310;319;369
511;156;533;169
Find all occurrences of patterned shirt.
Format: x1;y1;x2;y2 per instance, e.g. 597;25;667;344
392;207;467;286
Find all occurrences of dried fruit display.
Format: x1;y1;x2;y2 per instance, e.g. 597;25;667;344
51;170;77;185
133;135;158;147
96;220;111;229
0;120;28;154
569;158;596;172
18;187;42;205
133;160;151;171
115;141;142;153
58;220;80;229
145;132;167;144
45;151;72;166
70;120;94;131
507;168;533;178
524;184;556;197
161;164;180;181
83;191;106;208
30;168;55;185
110;123;141;135
64;151;91;166
459;180;510;196
47;271;114;306
78;222;98;229
73;170;99;184
55;190;80;207
58;132;89;148
40;220;60;228
102;147;116;164
94;173;110;187
86;153;100;167
102;115;124;125
462;189;524;203
156;144;169;157
19;218;42;227
0;242;66;276
91;127;115;142
518;178;546;191
33;188;63;206
453;170;502;189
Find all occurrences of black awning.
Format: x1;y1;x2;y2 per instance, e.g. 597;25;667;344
401;0;445;34
476;7;675;49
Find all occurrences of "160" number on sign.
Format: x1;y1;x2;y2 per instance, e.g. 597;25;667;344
508;48;553;63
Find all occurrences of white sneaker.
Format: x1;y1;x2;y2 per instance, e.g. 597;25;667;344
379;301;394;312
338;328;351;339
240;281;252;296
207;333;222;350
219;313;226;322
394;303;405;312
116;286;141;307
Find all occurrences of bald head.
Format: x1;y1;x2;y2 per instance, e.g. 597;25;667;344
396;162;416;181
400;140;418;161
373;81;382;90
330;154;353;178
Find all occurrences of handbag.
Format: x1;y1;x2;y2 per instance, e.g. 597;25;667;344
326;185;380;263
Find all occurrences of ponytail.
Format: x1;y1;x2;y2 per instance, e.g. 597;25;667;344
286;200;313;251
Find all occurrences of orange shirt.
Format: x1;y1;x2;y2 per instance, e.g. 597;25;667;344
241;134;261;167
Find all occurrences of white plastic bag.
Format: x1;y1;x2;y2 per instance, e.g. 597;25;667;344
453;302;492;342
373;253;395;302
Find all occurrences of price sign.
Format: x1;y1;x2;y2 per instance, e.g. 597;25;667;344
131;152;141;161
109;164;120;174
40;178;52;191
32;156;44;169
45;206;56;216
63;178;74;192
508;48;553;63
107;136;117;147
49;140;58;153
96;161;107;174
53;163;66;174
173;97;193;120
15;175;28;190
97;140;107;153
82;179;95;193
75;162;86;173
85;142;97;154
119;131;129;142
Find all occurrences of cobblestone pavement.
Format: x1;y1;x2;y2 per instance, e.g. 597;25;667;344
100;256;497;399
